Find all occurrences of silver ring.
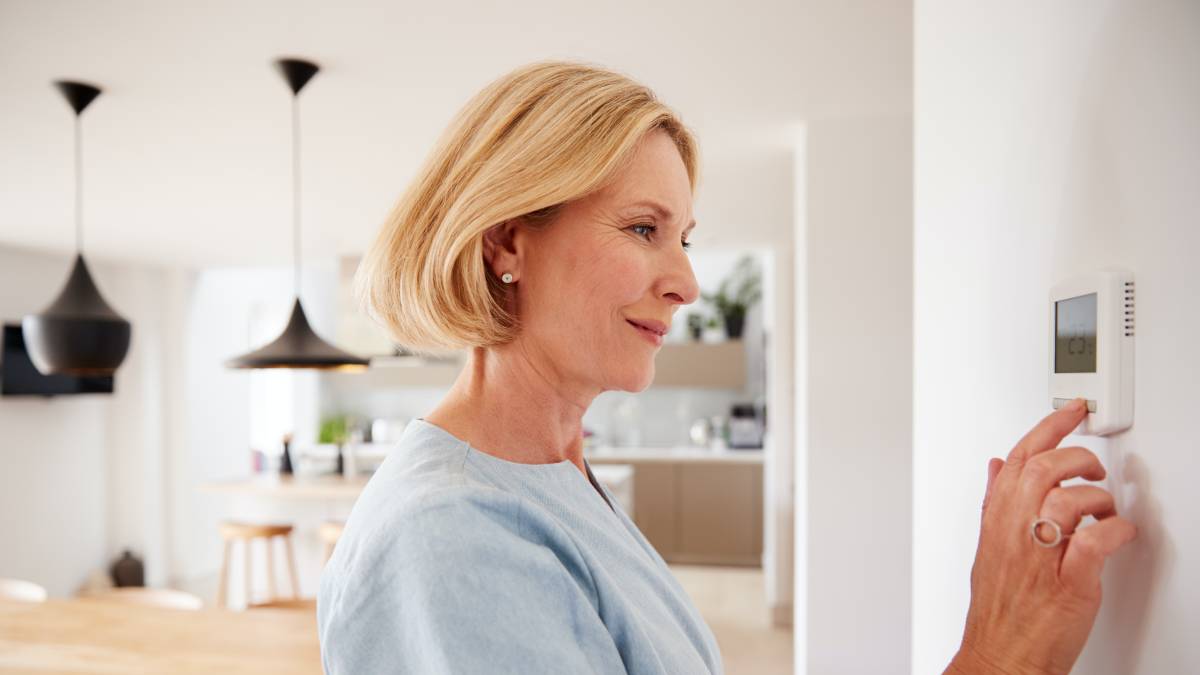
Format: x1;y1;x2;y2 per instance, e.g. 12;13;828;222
1030;517;1067;547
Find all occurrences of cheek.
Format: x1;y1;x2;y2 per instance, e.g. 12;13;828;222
523;232;653;359
571;246;648;313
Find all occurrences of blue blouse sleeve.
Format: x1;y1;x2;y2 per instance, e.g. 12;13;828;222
318;487;625;674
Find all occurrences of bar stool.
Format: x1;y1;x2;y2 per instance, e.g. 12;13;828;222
318;520;345;564
217;521;299;609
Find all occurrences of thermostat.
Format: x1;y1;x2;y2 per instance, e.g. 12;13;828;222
1048;269;1134;435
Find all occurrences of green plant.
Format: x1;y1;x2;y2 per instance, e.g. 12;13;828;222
318;416;349;445
701;255;762;323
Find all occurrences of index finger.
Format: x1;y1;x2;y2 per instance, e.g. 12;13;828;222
1006;398;1088;464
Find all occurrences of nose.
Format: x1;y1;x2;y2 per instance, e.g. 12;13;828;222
659;249;701;308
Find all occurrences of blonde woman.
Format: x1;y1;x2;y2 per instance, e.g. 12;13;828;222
317;62;1136;674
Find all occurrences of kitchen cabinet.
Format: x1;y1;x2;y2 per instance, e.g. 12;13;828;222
588;457;763;566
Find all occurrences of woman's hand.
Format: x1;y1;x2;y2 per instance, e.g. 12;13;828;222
946;398;1138;675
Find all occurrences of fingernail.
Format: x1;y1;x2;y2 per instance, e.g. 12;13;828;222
1068;398;1085;411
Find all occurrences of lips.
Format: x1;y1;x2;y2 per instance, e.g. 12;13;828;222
625;318;669;336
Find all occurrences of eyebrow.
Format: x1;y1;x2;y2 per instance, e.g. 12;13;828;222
626;200;697;235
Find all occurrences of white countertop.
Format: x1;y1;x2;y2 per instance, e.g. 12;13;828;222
584;446;764;464
200;464;636;502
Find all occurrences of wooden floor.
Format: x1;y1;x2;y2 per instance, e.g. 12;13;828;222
670;565;794;675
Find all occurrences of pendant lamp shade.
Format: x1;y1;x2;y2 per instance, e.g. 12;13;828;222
225;58;368;371
226;299;367;370
22;81;131;376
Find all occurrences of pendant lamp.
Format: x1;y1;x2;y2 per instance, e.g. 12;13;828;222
22;81;132;377
226;58;368;371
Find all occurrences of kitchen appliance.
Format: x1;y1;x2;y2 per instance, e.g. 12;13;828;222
728;403;764;449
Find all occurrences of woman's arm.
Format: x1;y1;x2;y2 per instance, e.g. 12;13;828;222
319;489;626;674
945;400;1138;674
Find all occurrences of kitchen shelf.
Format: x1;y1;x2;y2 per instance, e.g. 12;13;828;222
651;339;746;388
323;353;465;389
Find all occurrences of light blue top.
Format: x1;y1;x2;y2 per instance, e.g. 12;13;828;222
317;417;723;674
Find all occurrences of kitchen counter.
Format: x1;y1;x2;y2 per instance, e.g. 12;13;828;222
585;446;764;465
200;465;635;512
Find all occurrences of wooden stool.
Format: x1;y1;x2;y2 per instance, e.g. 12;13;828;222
217;522;299;609
318;520;345;564
248;598;317;611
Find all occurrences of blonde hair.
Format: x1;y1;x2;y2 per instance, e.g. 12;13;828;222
356;60;698;354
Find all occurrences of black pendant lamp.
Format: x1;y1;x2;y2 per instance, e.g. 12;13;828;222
22;81;132;376
226;58;368;371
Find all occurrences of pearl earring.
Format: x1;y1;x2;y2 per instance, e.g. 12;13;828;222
501;272;514;284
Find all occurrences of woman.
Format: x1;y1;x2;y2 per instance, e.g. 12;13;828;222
317;61;1136;674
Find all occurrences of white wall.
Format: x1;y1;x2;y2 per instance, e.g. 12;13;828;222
785;2;915;672
798;115;914;674
0;245;172;596
914;1;1200;672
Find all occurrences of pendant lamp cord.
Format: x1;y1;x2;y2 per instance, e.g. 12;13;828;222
291;95;302;298
74;114;83;254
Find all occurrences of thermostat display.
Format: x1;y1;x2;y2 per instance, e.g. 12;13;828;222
1048;270;1134;436
1054;293;1097;374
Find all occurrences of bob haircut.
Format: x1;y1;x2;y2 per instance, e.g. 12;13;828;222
356;60;698;354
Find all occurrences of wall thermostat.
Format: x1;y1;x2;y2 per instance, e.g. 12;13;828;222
1048;269;1134;436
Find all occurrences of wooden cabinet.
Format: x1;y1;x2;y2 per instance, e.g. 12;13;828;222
676;463;763;566
590;458;763;567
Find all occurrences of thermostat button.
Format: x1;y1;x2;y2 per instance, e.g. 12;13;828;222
1051;397;1098;413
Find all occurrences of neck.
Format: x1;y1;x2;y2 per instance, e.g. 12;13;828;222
425;343;600;477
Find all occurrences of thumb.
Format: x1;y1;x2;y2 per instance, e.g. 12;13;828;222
982;457;1004;514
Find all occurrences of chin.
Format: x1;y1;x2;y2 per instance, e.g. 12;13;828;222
612;361;655;393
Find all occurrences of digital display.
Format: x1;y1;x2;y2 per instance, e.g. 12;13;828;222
1055;293;1097;373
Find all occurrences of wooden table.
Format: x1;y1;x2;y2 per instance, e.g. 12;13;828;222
0;598;321;674
200;474;370;500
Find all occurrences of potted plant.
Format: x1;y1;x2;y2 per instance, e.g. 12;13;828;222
319;416;350;475
686;313;706;341
701;256;762;339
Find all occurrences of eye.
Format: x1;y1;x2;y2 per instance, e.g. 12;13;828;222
630;223;692;252
630;223;656;239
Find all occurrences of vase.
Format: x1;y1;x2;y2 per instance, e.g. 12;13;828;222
110;549;144;587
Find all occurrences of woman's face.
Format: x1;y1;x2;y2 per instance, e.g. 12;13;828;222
503;130;700;394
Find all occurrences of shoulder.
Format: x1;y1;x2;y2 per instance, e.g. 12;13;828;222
324;473;596;606
317;483;606;673
316;422;620;672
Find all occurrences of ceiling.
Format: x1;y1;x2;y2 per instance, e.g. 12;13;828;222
0;0;909;269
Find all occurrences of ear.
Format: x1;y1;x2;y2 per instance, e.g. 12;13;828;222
482;219;524;282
